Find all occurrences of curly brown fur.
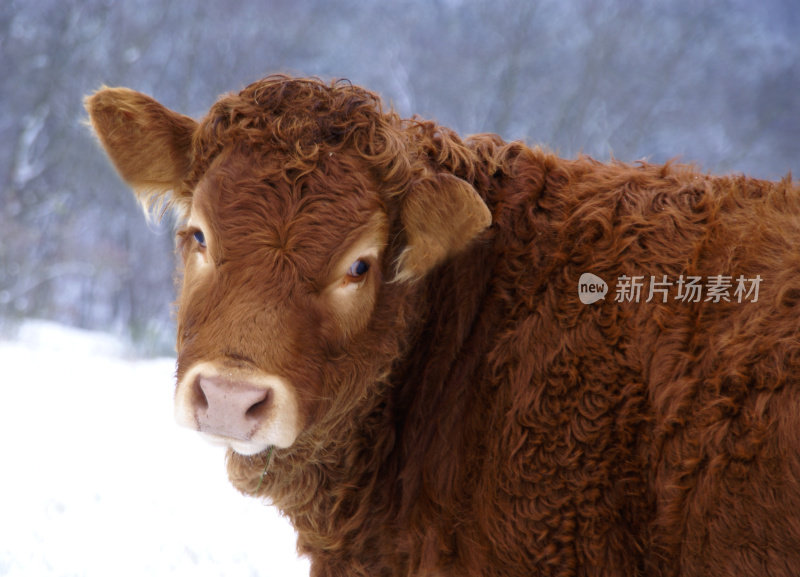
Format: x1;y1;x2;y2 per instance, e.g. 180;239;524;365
87;75;800;577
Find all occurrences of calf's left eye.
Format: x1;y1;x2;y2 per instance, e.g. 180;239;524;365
346;259;370;281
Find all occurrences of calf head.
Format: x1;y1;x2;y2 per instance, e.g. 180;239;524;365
86;76;491;464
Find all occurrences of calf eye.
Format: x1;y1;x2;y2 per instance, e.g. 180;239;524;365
346;259;370;281
193;229;207;249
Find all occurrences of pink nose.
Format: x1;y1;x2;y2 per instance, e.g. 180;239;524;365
191;375;273;441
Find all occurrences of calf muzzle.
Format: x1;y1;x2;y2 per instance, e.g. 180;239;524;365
191;375;273;441
174;361;301;454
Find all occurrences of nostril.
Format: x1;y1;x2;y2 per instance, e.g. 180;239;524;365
193;375;210;411
245;389;273;420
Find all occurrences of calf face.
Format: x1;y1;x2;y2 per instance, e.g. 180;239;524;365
86;76;491;456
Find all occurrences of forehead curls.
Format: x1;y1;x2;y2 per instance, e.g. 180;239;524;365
185;75;419;193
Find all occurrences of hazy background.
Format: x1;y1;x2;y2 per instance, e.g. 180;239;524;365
2;0;798;353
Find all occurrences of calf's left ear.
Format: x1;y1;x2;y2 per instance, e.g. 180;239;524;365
394;172;492;282
85;87;197;217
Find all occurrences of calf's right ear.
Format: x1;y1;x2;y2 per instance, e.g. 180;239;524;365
85;87;197;216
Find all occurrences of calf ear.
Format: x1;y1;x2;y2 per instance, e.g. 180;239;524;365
394;172;492;282
85;87;197;217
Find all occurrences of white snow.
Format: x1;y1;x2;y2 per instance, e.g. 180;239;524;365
0;321;310;577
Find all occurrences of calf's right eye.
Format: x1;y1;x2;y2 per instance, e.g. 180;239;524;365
193;229;207;249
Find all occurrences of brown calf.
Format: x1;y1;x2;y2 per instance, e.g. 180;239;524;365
86;75;800;577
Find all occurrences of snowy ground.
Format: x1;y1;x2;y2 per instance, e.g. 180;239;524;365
0;320;309;577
